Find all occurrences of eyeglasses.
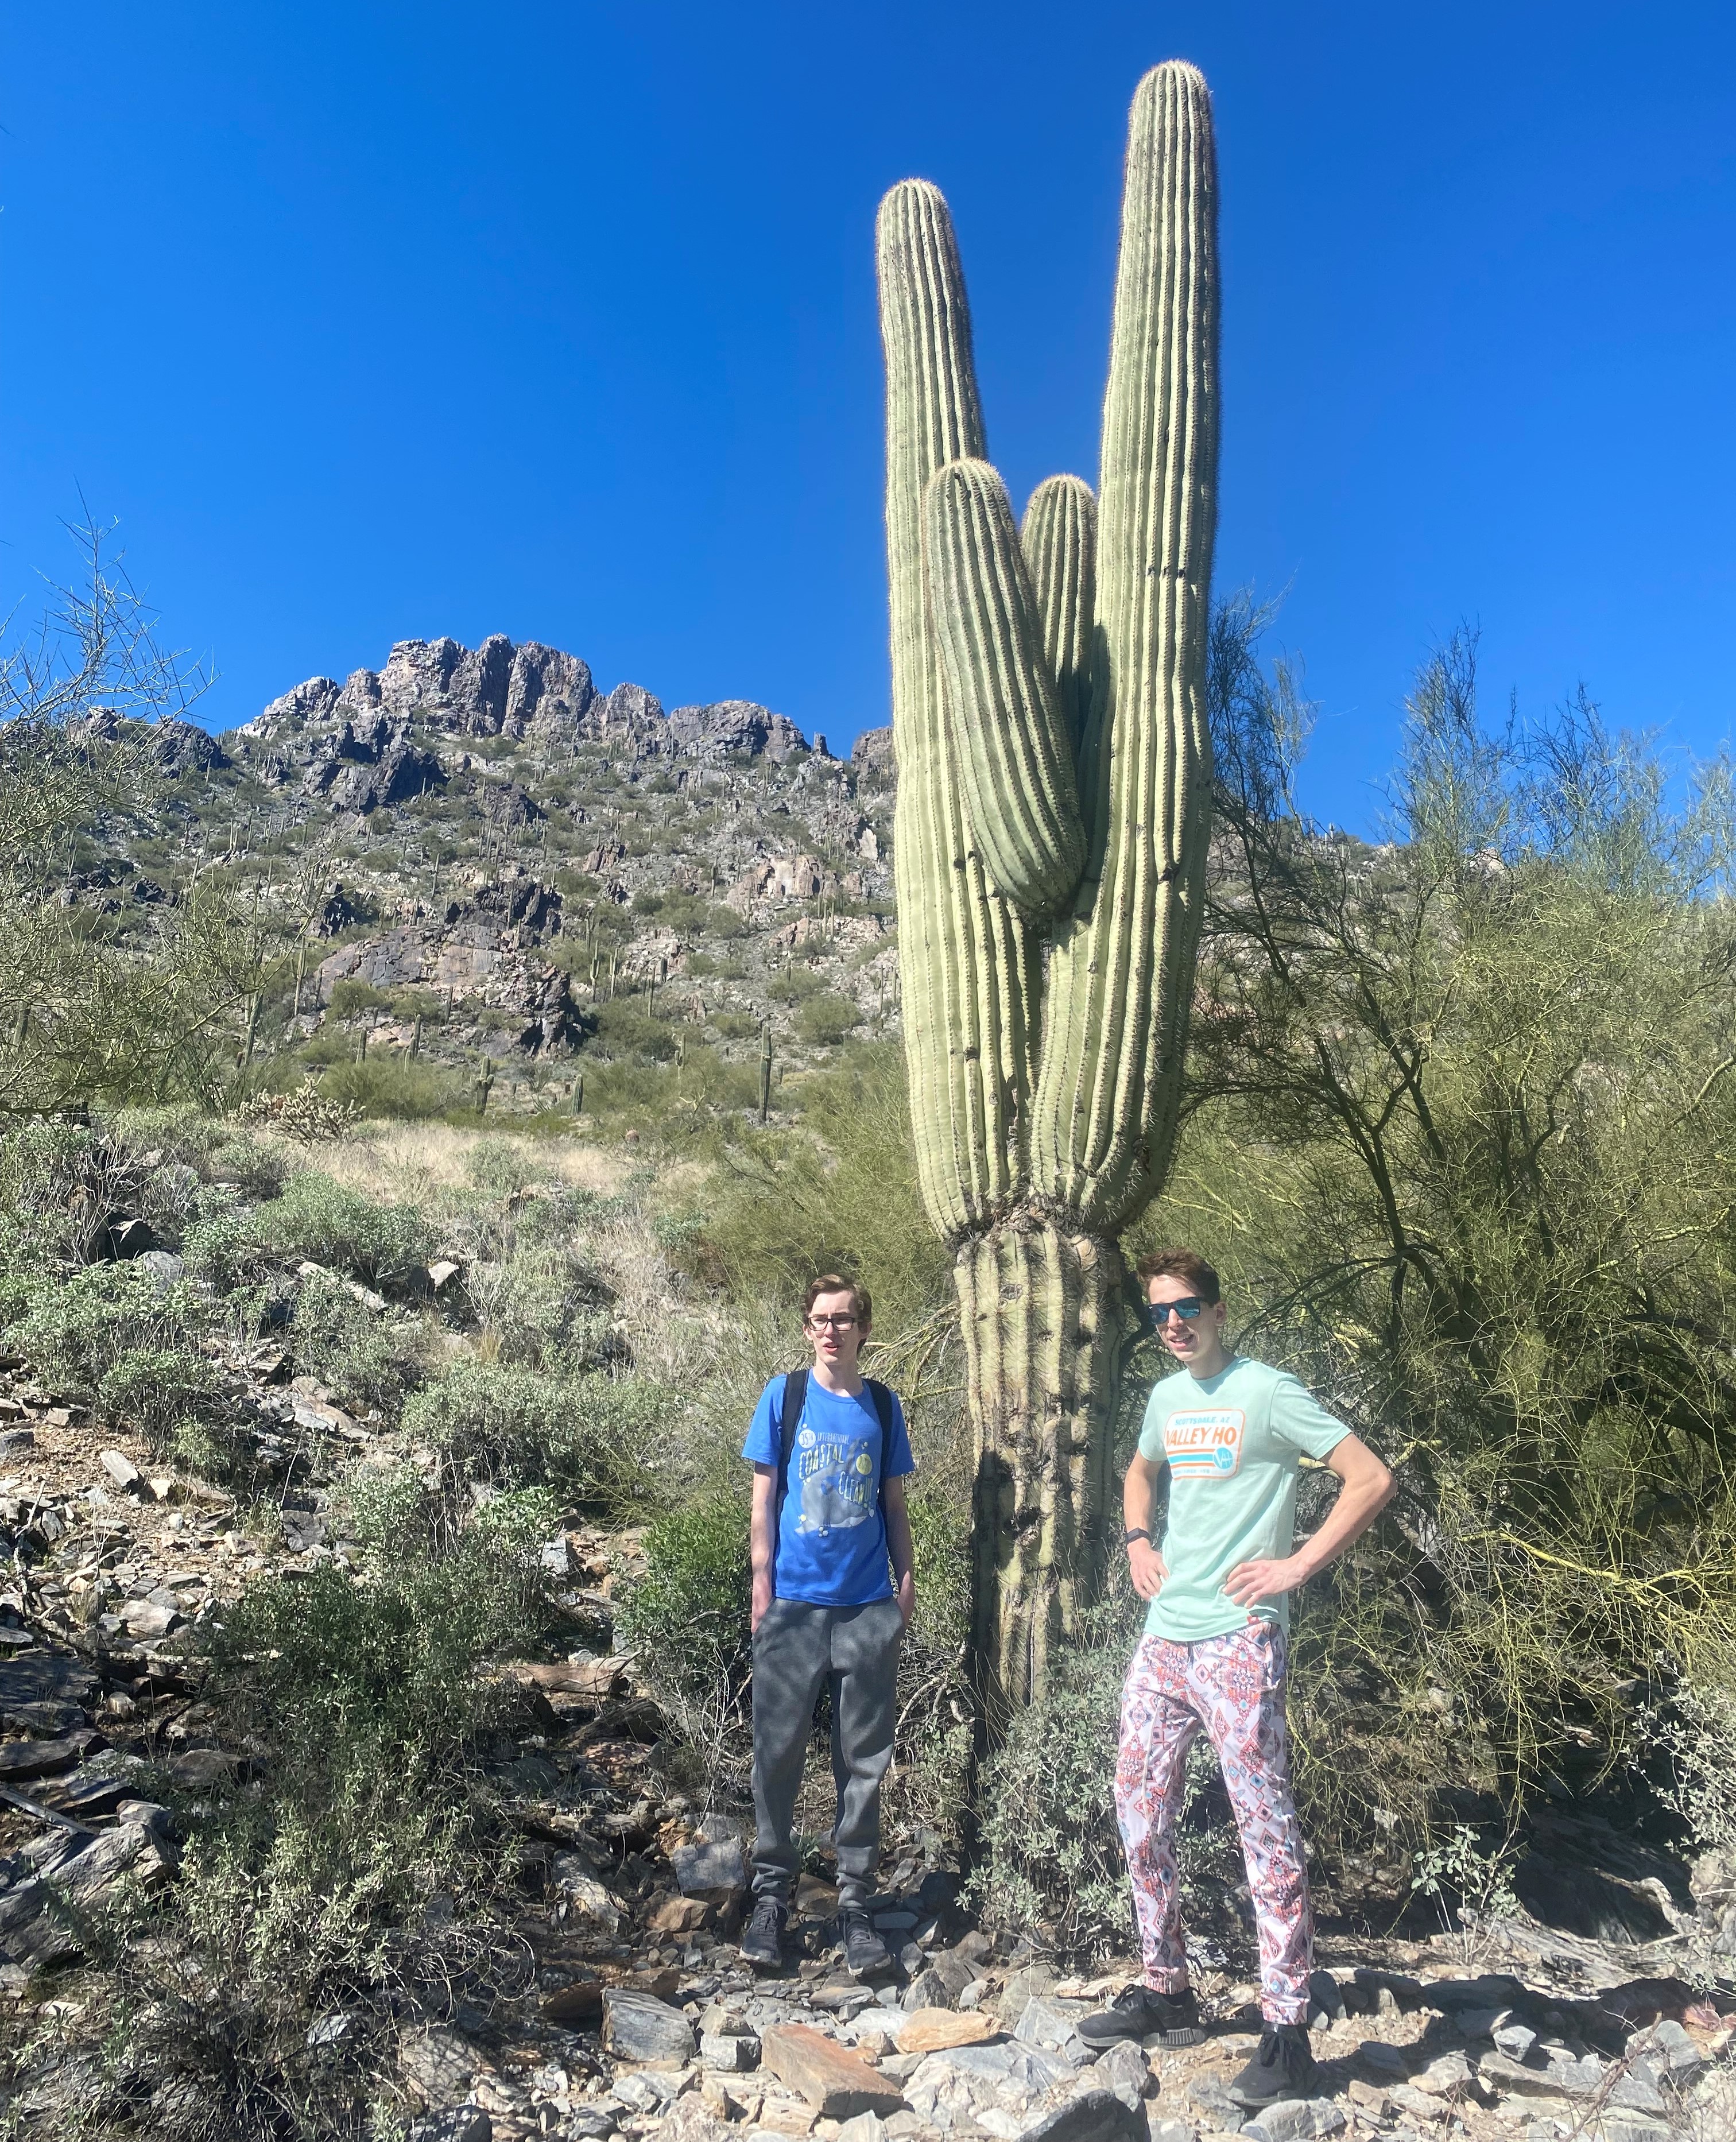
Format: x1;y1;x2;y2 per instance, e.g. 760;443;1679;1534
807;1314;858;1331
1150;1296;1204;1324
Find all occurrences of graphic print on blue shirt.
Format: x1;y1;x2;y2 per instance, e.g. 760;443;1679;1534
741;1374;914;1607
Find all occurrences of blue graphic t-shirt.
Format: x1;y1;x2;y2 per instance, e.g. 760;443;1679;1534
742;1374;914;1606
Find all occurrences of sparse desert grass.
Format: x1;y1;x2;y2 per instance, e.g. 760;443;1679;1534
282;1120;635;1206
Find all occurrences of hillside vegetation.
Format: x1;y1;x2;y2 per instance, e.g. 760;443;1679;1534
0;561;1734;2131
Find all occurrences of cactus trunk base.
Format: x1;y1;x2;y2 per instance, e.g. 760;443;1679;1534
955;1216;1125;1720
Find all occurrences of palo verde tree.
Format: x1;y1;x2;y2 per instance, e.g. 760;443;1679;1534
875;61;1218;1713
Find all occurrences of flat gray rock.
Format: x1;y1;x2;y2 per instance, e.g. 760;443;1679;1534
602;1988;697;2067
407;2113;491;2142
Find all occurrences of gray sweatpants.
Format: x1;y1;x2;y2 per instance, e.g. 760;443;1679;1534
749;1595;903;1911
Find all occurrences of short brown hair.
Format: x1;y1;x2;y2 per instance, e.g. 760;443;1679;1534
1135;1247;1221;1304
804;1273;873;1328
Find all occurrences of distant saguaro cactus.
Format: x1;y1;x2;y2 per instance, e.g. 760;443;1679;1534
877;61;1218;1713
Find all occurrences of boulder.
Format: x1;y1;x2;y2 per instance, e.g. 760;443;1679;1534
1015;2087;1145;2142
407;2113;491;2142
601;1988;696;2067
672;1815;745;1895
1014;1997;1088;2064
399;2025;486;2106
760;2024;904;2119
1095;2039;1153;2110
894;2009;999;2055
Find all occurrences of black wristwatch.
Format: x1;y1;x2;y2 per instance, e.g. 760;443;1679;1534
1123;1527;1152;1547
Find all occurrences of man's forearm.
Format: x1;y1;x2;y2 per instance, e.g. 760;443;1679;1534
885;1504;915;1586
1291;1470;1391;1582
1123;1463;1158;1536
750;1479;776;1581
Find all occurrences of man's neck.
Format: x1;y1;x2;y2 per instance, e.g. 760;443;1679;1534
811;1358;865;1396
1184;1344;1233;1382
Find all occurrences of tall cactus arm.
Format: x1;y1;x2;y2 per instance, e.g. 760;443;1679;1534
1032;60;1219;1232
923;458;1087;923
1021;475;1098;762
878;181;1036;1237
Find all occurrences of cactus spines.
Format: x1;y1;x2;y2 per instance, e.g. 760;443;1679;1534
1020;475;1098;758
924;458;1086;921
877;180;1034;1239
1033;60;1217;1230
877;61;1219;1711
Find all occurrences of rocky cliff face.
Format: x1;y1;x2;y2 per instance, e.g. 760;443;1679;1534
239;634;813;776
138;634;909;1095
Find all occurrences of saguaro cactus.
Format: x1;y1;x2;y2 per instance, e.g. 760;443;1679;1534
877;61;1218;1714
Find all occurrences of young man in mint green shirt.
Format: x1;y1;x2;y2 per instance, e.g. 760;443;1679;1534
1080;1248;1394;2109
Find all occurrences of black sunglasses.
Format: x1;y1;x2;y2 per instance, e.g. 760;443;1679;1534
1150;1296;1205;1324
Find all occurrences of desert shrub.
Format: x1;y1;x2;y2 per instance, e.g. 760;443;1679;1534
5;1261;213;1393
315;1055;470;1121
712;1012;759;1042
768;966;824;1007
399;1361;662;1512
795;989;859;1047
1633;1671;1736;1862
970;1607;1129;1955
324;978;392;1018
465;1246;613;1373
590;1001;677;1063
288;1272;412;1416
294;1029;355;1067
97;1346;226;1452
619;1490;753;1717
252;1170;432;1281
59;1490;565;2136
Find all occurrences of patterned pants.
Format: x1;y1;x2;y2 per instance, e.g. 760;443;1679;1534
1113;1620;1313;2024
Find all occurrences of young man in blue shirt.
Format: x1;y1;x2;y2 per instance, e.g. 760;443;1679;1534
738;1274;916;1977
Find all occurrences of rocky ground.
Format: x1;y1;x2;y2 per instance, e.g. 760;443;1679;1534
1;1357;1734;2142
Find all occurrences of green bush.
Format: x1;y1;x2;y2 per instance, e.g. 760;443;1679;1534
795;989;861;1047
325;979;393;1018
253;1170;432;1281
5;1262;213;1395
590;1001;677;1063
98;1346;226;1452
689;1045;950;1342
712;1012;760;1042
976;1610;1181;1962
289;1272;410;1416
400;1361;663;1511
619;1490;753;1713
315;1055;470;1121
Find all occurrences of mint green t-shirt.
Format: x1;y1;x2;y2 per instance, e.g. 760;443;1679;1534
1137;1355;1349;1642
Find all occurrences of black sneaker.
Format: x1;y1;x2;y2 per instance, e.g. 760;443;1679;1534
1078;1983;1206;2047
841;1908;892;1978
740;1897;786;1971
1229;2023;1318;2106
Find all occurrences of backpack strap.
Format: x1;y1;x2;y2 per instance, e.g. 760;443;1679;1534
774;1368;807;1559
866;1379;896;1513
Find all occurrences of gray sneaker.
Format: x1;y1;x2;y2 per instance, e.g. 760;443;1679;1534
842;1908;892;1978
741;1897;786;1971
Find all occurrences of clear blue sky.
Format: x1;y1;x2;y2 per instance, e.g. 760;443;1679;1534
6;2;1736;828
